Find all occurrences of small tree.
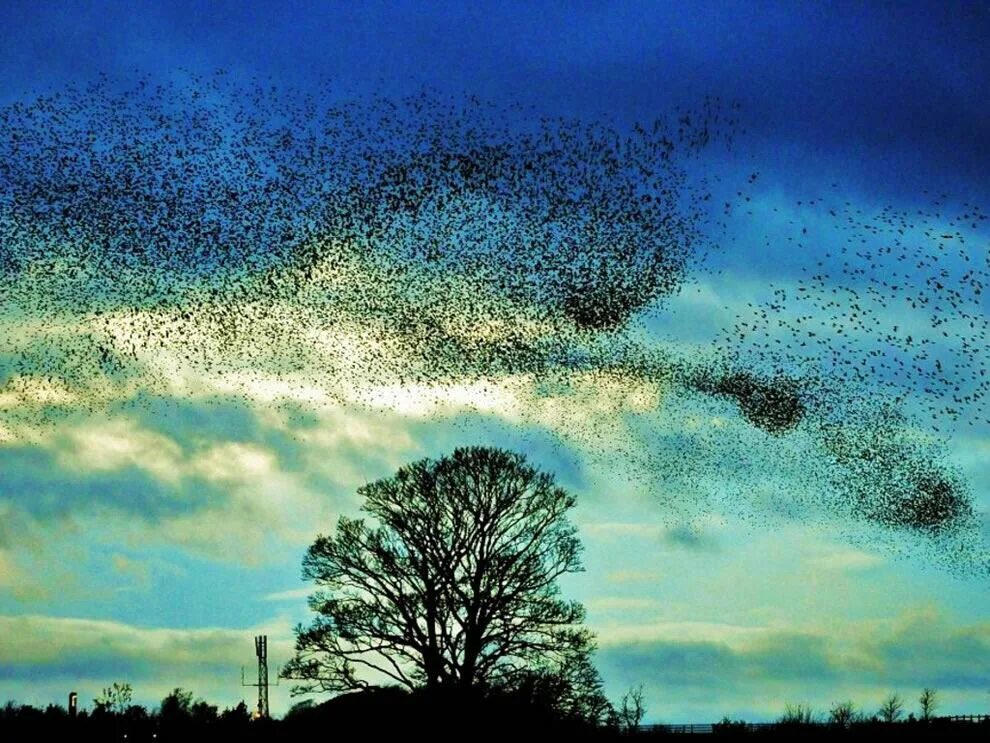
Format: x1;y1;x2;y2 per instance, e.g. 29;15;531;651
283;447;605;720
919;687;937;721
219;701;251;724
93;682;132;715
499;655;614;726
189;699;218;725
879;692;903;723
828;700;858;727
618;684;646;730
159;688;194;724
780;703;817;725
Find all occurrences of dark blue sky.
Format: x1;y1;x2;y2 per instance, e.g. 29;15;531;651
2;0;987;199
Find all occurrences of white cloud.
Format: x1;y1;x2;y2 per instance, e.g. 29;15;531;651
805;547;884;573
586;597;666;612
597;619;771;647
582;522;666;540
262;587;312;602
54;419;184;484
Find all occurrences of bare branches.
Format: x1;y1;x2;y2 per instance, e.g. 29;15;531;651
282;446;597;698
879;692;903;723
919;687;938;721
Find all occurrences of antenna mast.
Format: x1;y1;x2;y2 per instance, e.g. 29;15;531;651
241;634;278;718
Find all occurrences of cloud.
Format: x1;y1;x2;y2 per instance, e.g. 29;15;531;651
53;419;184;485
0;612;297;712
262;587;312;603
0;440;193;525
110;553;152;593
0;614;292;679
605;568;666;585
595;606;990;721
582;522;665;541
586;597;666;613
0;383;437;562
663;524;721;553
805;549;883;573
0;548;23;590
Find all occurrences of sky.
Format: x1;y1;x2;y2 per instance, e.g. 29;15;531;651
1;0;989;723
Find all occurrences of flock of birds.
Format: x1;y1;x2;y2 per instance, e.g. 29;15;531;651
0;74;985;573
721;193;990;429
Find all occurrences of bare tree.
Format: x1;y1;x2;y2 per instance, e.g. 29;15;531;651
828;700;858;727
879;692;903;723
919;687;938;721
619;684;646;729
282;446;605;717
780;703;817;725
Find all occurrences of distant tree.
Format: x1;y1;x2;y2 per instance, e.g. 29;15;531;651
497;654;615;726
780;703;817;725
283;447;605;720
219;701;251;723
618;684;646;729
123;704;149;722
283;699;315;719
879;692;904;723
714;716;749;733
189;699;218;725
828;700;858;727
159;687;194;723
43;703;69;719
93;682;132;715
919;687;938;721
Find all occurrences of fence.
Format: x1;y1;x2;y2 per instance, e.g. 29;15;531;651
631;722;776;735
946;715;990;723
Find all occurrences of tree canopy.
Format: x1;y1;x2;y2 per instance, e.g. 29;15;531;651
282;446;608;722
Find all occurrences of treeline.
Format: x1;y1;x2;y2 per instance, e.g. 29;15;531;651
664;689;989;740
706;714;990;738
3;683;989;741
0;683;611;741
779;689;940;726
0;686;264;742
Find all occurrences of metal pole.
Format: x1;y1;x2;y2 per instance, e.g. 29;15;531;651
242;634;277;719
255;635;269;718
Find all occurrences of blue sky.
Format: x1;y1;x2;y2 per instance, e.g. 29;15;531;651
1;0;989;723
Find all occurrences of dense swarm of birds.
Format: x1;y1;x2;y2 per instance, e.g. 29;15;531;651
706;178;990;560
0;74;984;572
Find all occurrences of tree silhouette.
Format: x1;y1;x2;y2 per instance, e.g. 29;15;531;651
282;446;604;716
158;688;194;724
780;703;817;725
919;687;938;721
93;682;132;715
879;692;904;723
618;684;646;729
828;700;858;727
